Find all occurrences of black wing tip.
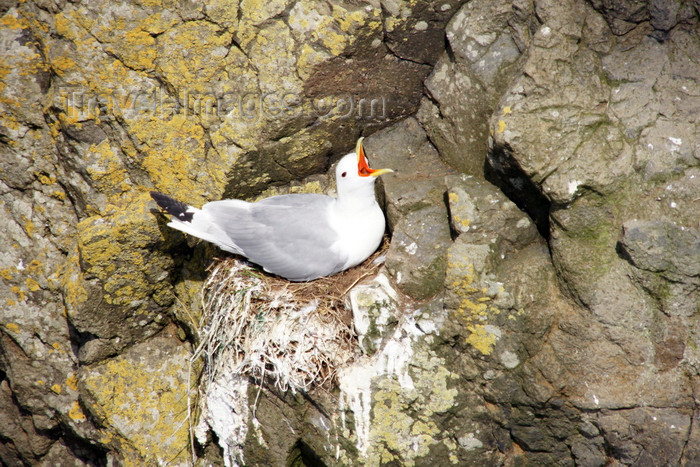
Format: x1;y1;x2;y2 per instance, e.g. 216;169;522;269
149;191;194;222
149;191;167;204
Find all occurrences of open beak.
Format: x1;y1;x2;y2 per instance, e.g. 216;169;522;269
356;137;394;177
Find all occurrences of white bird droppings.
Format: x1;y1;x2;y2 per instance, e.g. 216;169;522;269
405;242;418;255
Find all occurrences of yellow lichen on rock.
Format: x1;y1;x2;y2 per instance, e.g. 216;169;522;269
465;324;499;355
203;0;240;29
453;214;470;230
287;1;382;79
128;115;216;203
85;140;132;205
113;28;156;71
358;347;460;466
249;19;300;95
58;252;88;313
81;336;191;466
0;11;29;30
76;192;175;308
69;401;87;422
447;251;507;356
49;55;77;77
497;120;506;133
66;373;79;391
298;44;330;77
156;20;237;95
11;286;25;302
25;277;40;292
236;0;291;49
319;4;379;56
54;9;97;60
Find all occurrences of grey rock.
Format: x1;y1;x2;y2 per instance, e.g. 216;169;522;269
446;174;538;252
0;380;54;462
386;204;452;299
510;424;552;452
381;0;467;65
570;435;606;467
619;220;700;279
641;118;698;177
490;4;637;205
684;410;700;467
363;118;454;299
587;0;650;34
649;0;683;31
38;441;92;467
0;11;93;459
597;408;691;466
480;1;699;464
417;0;523;175
364;117;454;230
79;334;192;465
445;238;492;290
618;219;700;318
69;207;176;362
2;0;700;465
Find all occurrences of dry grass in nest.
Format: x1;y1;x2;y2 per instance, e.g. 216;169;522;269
193;238;389;394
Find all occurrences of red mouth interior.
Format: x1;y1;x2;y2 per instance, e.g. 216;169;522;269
357;144;375;177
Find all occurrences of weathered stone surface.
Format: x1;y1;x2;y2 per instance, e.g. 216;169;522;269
3;0;700;465
619;219;700;280
365;119;455;299
482;0;700;464
597;408;692;465
446;174;539;252
417;0;523;175
349;273;400;355
0;0;446;462
381;0;468;65
385;205;452;300
619;218;700;321
490;1;639;206
80;333;191;466
365;117;454;228
69;193;176;363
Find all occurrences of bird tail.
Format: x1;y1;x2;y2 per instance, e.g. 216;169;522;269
150;191;195;222
150;191;240;254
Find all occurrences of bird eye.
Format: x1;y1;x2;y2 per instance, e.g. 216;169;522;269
341;171;347;178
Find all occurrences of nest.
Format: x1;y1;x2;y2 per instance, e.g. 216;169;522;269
193;240;388;394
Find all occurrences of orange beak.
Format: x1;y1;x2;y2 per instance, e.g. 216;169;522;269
356;137;393;177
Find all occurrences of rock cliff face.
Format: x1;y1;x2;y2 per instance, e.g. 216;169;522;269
1;0;699;465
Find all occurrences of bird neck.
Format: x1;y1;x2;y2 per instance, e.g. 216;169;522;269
336;183;378;211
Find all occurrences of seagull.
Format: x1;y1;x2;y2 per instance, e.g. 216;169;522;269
150;138;393;281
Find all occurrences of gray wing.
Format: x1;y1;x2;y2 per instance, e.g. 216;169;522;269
202;194;348;281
